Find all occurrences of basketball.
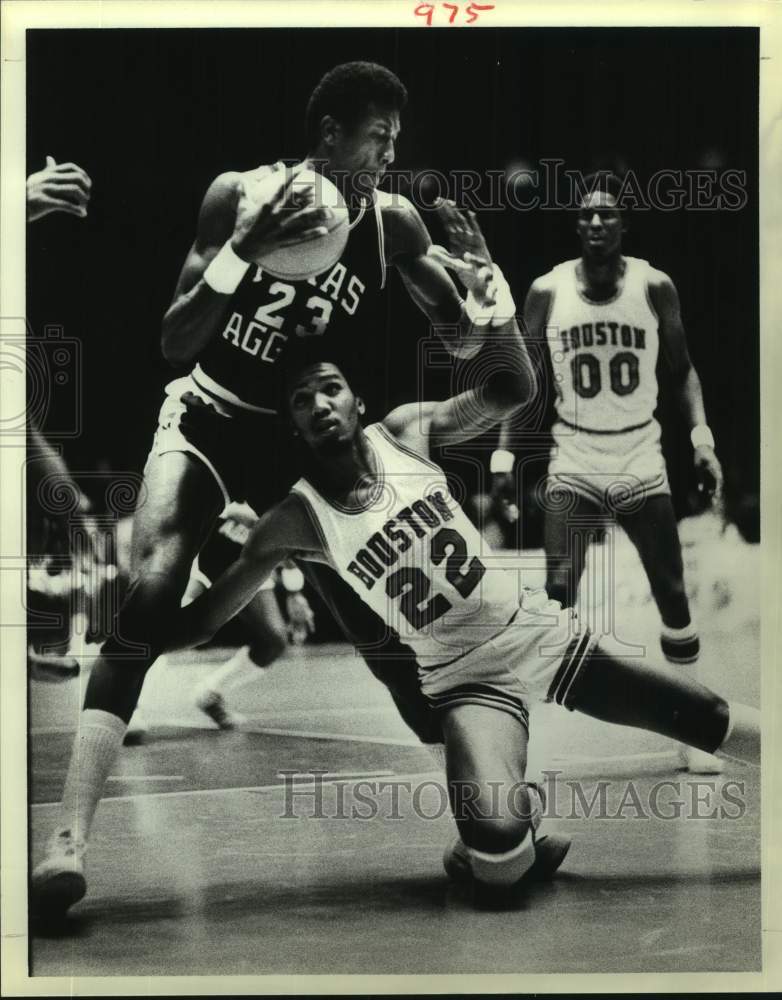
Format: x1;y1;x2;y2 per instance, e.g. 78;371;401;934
252;167;350;281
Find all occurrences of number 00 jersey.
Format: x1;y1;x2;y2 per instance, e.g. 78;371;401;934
546;256;660;433
192;162;387;413
291;424;523;666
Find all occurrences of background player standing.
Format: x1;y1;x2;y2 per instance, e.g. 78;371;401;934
493;172;724;773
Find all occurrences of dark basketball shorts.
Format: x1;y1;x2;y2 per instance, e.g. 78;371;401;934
147;374;290;510
190;519;275;593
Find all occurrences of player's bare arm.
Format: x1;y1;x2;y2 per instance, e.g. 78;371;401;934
649;268;723;499
382;195;501;358
165;495;323;651
384;252;535;455
161;167;332;365
492;275;554;498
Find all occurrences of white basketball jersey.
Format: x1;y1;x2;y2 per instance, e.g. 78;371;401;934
291;424;521;665
546;256;660;432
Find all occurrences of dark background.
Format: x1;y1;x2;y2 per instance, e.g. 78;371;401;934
27;27;759;544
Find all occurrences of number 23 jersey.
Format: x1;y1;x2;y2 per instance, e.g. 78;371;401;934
291;424;522;666
546;256;660;432
192;163;386;412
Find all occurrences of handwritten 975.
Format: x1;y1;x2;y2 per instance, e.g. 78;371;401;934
414;3;495;25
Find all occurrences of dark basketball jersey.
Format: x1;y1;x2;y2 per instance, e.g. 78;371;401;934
192;164;387;412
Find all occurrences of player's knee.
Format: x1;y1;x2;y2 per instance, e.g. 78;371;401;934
114;573;187;649
133;541;191;589
123;571;184;614
460;812;532;856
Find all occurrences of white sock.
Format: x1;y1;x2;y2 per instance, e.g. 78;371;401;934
54;709;127;845
464;784;542;887
718;701;760;766
200;646;262;699
467;829;536;887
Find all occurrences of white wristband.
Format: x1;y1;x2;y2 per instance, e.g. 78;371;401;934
464;289;494;327
490;268;517;328
690;424;715;450
490;449;515;474
203;241;251;295
463;265;517;329
281;566;305;593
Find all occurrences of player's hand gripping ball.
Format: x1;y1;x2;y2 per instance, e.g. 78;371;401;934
237;167;349;281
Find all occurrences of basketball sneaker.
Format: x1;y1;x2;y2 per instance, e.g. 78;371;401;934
680;744;724;775
31;829;86;915
195;687;240;729
442;782;571;887
443;829;571;884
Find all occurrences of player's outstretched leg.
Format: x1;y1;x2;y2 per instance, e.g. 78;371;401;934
440;704;570;906
620;495;722;774
31;453;223;917
563;641;759;766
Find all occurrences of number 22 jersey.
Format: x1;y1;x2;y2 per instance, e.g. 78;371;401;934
290;424;523;666
546;256;660;433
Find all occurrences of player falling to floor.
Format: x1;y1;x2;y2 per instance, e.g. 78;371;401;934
124;502;314;742
31;63;503;915
493;171;725;773
158;254;756;904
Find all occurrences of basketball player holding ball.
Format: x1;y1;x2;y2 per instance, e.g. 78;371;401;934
492;172;725;773
33;62;510;911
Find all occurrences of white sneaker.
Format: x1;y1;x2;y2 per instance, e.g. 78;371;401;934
195;688;240;729
32;830;86;915
443;826;571;885
680;744;724;774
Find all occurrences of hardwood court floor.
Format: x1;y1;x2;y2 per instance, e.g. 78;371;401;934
28;601;760;978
